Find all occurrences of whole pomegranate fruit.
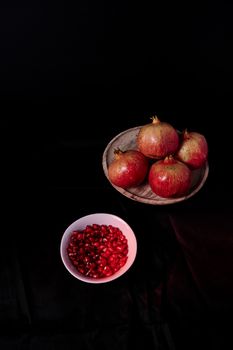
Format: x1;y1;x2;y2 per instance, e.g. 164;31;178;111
148;155;192;198
108;148;149;189
136;116;179;159
176;130;208;169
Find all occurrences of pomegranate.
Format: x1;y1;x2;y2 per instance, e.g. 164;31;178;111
108;148;149;188
148;155;192;198
67;224;128;278
176;130;208;169
136;116;179;159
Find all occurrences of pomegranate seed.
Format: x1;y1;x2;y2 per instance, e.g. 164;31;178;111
67;224;128;279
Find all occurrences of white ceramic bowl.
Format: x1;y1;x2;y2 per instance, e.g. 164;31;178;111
60;213;137;284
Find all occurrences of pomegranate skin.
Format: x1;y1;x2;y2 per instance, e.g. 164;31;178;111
176;131;208;169
137;116;179;159
148;156;192;198
108;149;149;189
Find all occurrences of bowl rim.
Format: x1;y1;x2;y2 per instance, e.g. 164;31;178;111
60;213;137;284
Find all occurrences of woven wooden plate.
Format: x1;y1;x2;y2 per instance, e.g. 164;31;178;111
102;126;209;205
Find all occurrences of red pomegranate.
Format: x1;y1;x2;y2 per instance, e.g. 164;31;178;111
136;116;179;159
108;148;149;188
176;130;208;169
148;155;192;198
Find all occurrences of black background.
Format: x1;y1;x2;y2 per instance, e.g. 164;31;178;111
1;2;233;349
1;2;233;132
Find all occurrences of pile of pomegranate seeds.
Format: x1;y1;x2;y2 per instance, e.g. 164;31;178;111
67;224;128;278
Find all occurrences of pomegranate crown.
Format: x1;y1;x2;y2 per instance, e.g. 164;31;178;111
150;115;160;124
182;129;190;139
164;155;176;164
113;147;124;159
